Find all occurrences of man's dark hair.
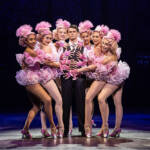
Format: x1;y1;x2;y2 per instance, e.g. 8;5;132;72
69;24;79;32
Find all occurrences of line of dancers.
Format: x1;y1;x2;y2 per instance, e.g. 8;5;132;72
15;19;130;139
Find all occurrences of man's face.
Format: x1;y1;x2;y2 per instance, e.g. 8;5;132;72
68;27;78;41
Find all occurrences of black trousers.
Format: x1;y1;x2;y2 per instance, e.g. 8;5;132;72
61;76;85;134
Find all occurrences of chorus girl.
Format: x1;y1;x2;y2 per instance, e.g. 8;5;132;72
35;21;64;138
78;20;96;128
15;24;56;139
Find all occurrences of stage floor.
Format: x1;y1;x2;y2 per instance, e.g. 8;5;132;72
0;113;150;149
0;128;150;150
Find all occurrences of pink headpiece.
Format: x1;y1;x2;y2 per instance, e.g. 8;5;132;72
35;21;52;35
95;25;109;35
16;24;35;47
78;20;93;33
104;29;121;42
56;19;71;29
16;24;34;37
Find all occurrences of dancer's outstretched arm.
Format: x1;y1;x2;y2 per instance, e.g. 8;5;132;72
77;64;96;73
45;61;60;68
102;55;117;65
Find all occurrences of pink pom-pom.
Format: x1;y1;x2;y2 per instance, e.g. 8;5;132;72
77;61;84;67
116;48;122;59
95;25;109;35
16;24;33;37
85;45;91;50
56;19;63;27
56;18;70;29
24;56;35;66
84;20;93;29
60;64;70;71
95;25;101;32
35;21;52;33
78;20;93;33
16;54;24;66
39;68;54;84
100;25;109;35
24;52;30;57
63;20;71;28
109;29;121;42
79;54;86;60
36;49;46;63
16;70;27;86
107;61;130;85
55;41;65;48
64;51;70;57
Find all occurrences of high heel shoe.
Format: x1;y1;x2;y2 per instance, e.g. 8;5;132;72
57;127;64;138
21;129;32;139
68;129;72;136
91;120;96;127
85;127;92;138
96;128;103;137
51;126;57;139
110;128;121;138
103;127;109;138
41;129;50;138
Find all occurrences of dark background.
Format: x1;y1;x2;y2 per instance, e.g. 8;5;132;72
0;0;150;114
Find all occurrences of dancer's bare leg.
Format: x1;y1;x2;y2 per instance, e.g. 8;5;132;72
42;80;64;130
40;110;47;130
98;84;119;136
23;105;39;130
97;103;109;136
40;110;51;137
85;81;105;129
86;87;94;127
26;84;55;128
112;87;123;129
55;78;62;91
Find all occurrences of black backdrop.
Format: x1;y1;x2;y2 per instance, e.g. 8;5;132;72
0;0;150;113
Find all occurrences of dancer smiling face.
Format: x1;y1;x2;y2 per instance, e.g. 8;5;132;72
25;33;36;49
92;31;102;46
57;28;68;41
102;38;113;53
42;34;52;46
81;31;91;46
102;38;118;55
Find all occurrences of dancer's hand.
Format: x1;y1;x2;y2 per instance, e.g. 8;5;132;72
22;62;27;69
64;42;69;49
112;41;118;52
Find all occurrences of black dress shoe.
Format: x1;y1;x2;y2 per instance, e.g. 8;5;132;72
63;132;69;137
81;131;86;137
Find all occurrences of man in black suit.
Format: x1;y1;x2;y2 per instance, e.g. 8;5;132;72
61;25;85;137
